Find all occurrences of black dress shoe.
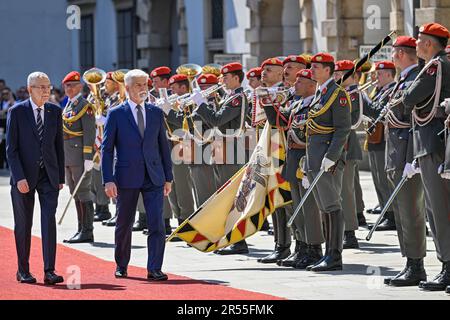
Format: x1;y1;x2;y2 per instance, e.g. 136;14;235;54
44;271;64;285
258;245;290;264
343;231;359;249
389;258;426;287
147;270;168;281
115;267;128;278
267;227;274;235
420;262;450;291
215;241;249;255
16;271;36;284
94;205;111;222
446;285;450;294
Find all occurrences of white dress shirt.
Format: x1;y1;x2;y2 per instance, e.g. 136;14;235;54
127;99;146;128
30;97;45;124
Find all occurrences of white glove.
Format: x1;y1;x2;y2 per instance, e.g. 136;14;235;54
95;115;107;126
161;101;172;115
441;98;450;114
320;157;335;172
441;172;450;180
191;91;207;107
301;176;310;189
402;162;420;179
84;160;94;172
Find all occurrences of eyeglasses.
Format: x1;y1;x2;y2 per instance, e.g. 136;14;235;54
31;85;53;91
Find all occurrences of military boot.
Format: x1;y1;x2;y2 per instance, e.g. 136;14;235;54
215;240;249;255
103;210;118;227
343;230;359;249
294;244;323;269
368;211;396;231
258;244;291;264
310;210;344;272
306;212;330;271
94;204;111;222
277;241;307;267
65;201;94;243
420;262;450;291
63;200;83;243
389;258;427;287
357;212;367;227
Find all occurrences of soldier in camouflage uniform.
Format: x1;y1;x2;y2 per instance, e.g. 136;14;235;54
263;69;325;269
61;71;96;244
303;52;351;272
403;23;450;292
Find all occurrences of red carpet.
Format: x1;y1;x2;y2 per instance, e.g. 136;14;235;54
0;226;282;300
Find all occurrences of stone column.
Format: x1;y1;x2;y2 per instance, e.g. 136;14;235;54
390;0;405;35
415;0;450;27
282;0;302;55
299;0;314;53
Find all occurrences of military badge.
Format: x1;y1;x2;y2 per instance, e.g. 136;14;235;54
427;66;437;76
232;98;240;107
350;94;356;102
339;97;348;107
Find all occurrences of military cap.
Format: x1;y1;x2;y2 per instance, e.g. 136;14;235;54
311;52;335;64
198;73;219;85
419;23;450;39
393;36;417;48
221;62;243;75
375;61;396;70
151;66;172;78
296;69;316;81
62;71;81;84
261;58;283;69
283;55;307;66
169;74;188;85
246;67;262;79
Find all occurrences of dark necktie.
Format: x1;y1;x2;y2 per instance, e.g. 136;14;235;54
136;105;145;138
36;108;44;168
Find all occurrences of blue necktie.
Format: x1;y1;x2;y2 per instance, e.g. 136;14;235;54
36;108;44;168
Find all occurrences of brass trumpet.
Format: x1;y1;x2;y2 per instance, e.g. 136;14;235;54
111;69;129;102
358;80;378;93
178;84;226;109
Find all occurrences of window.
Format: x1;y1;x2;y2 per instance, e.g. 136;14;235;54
79;15;94;73
117;9;135;69
211;0;224;39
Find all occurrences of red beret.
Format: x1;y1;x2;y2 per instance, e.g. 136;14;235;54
221;62;243;75
419;23;450;39
283;55;307;66
393;36;417;48
198;74;218;85
311;53;335;64
106;72;114;81
296;69;315;81
246;67;262;79
62;71;81;84
375;61;396;70
446;45;450;54
335;60;356;72
151;66;172;78
169;74;188;85
261;58;283;69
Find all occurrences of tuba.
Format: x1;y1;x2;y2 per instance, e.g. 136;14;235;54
202;63;222;77
111;69;129;102
177;64;202;92
83;67;107;115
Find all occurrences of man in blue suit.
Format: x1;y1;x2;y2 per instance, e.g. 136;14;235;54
6;72;65;285
102;69;173;281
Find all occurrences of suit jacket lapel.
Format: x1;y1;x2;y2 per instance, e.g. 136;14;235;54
25;99;40;141
124;101;142;139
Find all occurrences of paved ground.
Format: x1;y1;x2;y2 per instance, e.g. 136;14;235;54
0;169;449;300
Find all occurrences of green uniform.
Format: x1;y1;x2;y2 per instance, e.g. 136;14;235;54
403;50;450;263
62;93;96;242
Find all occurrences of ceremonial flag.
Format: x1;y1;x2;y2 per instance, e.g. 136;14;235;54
168;122;292;252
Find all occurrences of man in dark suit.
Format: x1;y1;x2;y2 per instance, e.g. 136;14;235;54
6;72;65;284
102;69;173;281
